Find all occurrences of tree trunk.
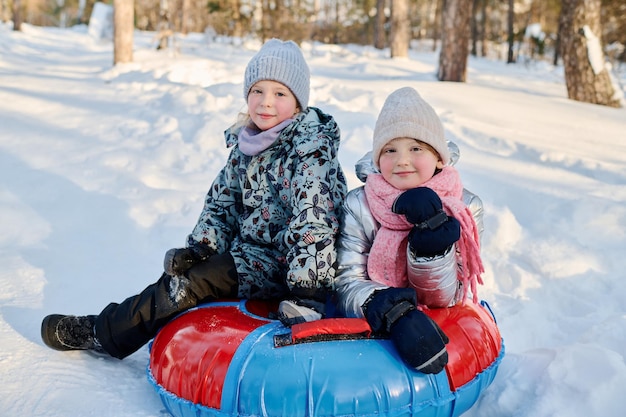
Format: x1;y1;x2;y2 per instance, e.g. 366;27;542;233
114;0;134;64
471;0;479;56
77;0;87;22
553;17;561;66
560;0;622;107
374;0;386;49
157;0;170;50
390;0;409;57
12;0;21;31
231;0;243;38
438;0;472;82
432;0;442;52
480;0;487;57
180;0;191;34
506;0;515;63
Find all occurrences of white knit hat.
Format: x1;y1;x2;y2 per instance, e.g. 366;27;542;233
372;87;449;169
243;39;310;109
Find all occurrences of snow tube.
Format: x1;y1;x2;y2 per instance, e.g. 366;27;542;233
148;299;504;417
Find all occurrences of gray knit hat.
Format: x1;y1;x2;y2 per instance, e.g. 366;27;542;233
243;39;310;109
372;87;449;169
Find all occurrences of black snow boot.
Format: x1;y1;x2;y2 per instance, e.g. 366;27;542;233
41;314;103;352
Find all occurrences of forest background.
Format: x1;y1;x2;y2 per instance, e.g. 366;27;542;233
4;1;625;108
2;0;624;63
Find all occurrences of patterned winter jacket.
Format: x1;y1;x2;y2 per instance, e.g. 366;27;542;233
335;143;484;317
187;107;348;300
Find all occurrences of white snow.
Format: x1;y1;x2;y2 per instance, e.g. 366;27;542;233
582;25;606;75
1;23;625;417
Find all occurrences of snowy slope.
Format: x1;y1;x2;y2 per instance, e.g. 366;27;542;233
1;23;625;417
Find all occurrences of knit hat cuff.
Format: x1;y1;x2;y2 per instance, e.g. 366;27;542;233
244;39;310;109
371;87;449;169
375;122;448;162
246;56;309;109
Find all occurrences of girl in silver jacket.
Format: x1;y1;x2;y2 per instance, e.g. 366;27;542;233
334;87;485;374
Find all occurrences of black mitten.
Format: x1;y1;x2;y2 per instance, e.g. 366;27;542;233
391;310;449;374
364;287;449;374
163;243;215;276
364;287;417;333
392;187;460;256
407;219;460;257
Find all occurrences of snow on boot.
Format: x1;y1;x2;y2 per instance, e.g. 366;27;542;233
41;314;102;352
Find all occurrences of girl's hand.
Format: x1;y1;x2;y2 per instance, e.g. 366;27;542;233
392;187;460;256
163;244;215;276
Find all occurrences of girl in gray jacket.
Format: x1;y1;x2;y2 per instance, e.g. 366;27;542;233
41;39;348;360
335;87;484;374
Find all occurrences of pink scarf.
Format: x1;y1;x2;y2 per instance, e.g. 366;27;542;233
364;167;484;303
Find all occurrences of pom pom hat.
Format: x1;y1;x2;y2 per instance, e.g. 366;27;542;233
372;87;450;169
244;39;310;109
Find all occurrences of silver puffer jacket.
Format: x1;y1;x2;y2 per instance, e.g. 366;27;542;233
335;142;484;318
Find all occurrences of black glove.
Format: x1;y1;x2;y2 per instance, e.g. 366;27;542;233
392;187;461;256
163;243;215;276
364;287;449;374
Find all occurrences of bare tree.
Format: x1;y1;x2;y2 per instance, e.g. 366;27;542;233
390;0;409;57
230;0;243;39
178;0;191;34
553;17;562;66
470;0;489;57
506;0;515;63
113;0;134;64
438;0;472;81
12;0;21;31
560;0;621;107
374;0;386;49
480;0;487;57
157;0;171;50
471;0;479;56
432;0;443;52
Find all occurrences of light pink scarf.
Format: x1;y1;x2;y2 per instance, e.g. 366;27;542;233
364;166;484;303
238;118;294;156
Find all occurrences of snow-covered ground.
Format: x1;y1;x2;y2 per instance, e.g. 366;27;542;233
1;23;625;417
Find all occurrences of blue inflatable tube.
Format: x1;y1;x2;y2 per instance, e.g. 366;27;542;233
148;299;504;417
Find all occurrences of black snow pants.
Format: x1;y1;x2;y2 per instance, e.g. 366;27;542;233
94;252;239;359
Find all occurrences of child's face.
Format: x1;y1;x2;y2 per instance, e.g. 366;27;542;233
378;137;444;190
247;80;299;130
